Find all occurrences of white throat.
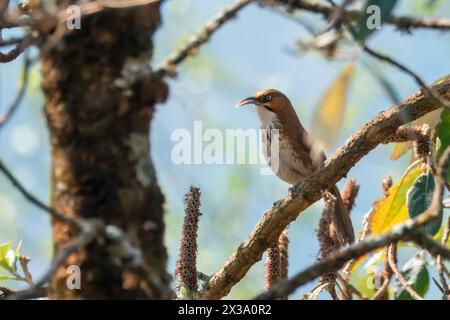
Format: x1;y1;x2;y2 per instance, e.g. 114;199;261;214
255;105;278;128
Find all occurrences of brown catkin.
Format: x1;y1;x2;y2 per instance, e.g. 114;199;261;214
175;186;201;294
317;193;340;285
341;179;359;213
384;127;421;143
265;228;289;298
265;242;280;289
413;124;431;161
384;124;431;161
278;230;289;282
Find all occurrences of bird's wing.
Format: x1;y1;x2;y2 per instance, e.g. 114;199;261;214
285;125;326;174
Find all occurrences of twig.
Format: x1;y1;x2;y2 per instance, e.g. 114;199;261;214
0;36;27;47
0;34;32;63
0;158;80;228
371;276;391;300
432;216;449;298
0;49;32;128
19;256;34;286
371;245;393;300
154;0;253;77
199;77;450;300
363;45;450;110
275;0;450;31
254;226;450;300
197;271;210;282
336;273;367;300
387;243;423;300
436;254;450;299
0;287;16;298
253;146;450;300
7;221;102;300
302;281;329;300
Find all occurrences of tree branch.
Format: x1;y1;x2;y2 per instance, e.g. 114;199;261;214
0;34;32;63
276;0;450;31
199;77;450;300
154;0;253;77
253;146;450;300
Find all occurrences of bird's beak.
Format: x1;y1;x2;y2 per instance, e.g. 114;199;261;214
235;97;258;108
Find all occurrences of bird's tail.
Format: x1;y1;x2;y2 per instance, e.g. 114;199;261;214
329;185;355;246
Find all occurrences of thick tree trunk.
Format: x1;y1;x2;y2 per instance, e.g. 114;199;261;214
40;1;169;299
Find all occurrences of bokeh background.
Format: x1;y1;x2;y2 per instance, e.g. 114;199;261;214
1;0;449;299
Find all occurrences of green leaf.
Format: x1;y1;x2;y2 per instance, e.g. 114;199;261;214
354;0;399;41
0;275;17;281
0;242;13;273
395;251;430;300
0;241;23;274
436;108;450;183
11;240;23;272
0;242;11;259
436;109;450;157
407;173;443;235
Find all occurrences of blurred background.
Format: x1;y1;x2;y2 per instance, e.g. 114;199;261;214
1;0;449;299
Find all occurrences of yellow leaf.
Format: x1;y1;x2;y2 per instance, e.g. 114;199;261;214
370;164;425;234
391;109;443;160
391;142;412;160
312;63;355;148
350;164;425;271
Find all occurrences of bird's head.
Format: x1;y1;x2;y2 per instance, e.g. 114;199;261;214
235;88;291;114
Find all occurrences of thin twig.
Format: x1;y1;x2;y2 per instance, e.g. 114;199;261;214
19;256;34;286
0;158;80;228
434;216;450;299
154;0;253;77
336;273;367;300
0;36;27;47
371;276;391;300
0;34;32;63
0;49;32;128
387;243;423;300
275;0;450;31
7;222;102;300
371;245;393;300
363;45;450;110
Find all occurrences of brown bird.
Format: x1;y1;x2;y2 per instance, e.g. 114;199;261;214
236;88;354;245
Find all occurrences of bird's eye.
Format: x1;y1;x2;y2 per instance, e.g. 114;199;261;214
265;94;272;102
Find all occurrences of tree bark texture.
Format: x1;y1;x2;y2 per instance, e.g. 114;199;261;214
40;1;169;299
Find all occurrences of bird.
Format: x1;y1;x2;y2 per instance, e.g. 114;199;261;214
236;88;355;245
